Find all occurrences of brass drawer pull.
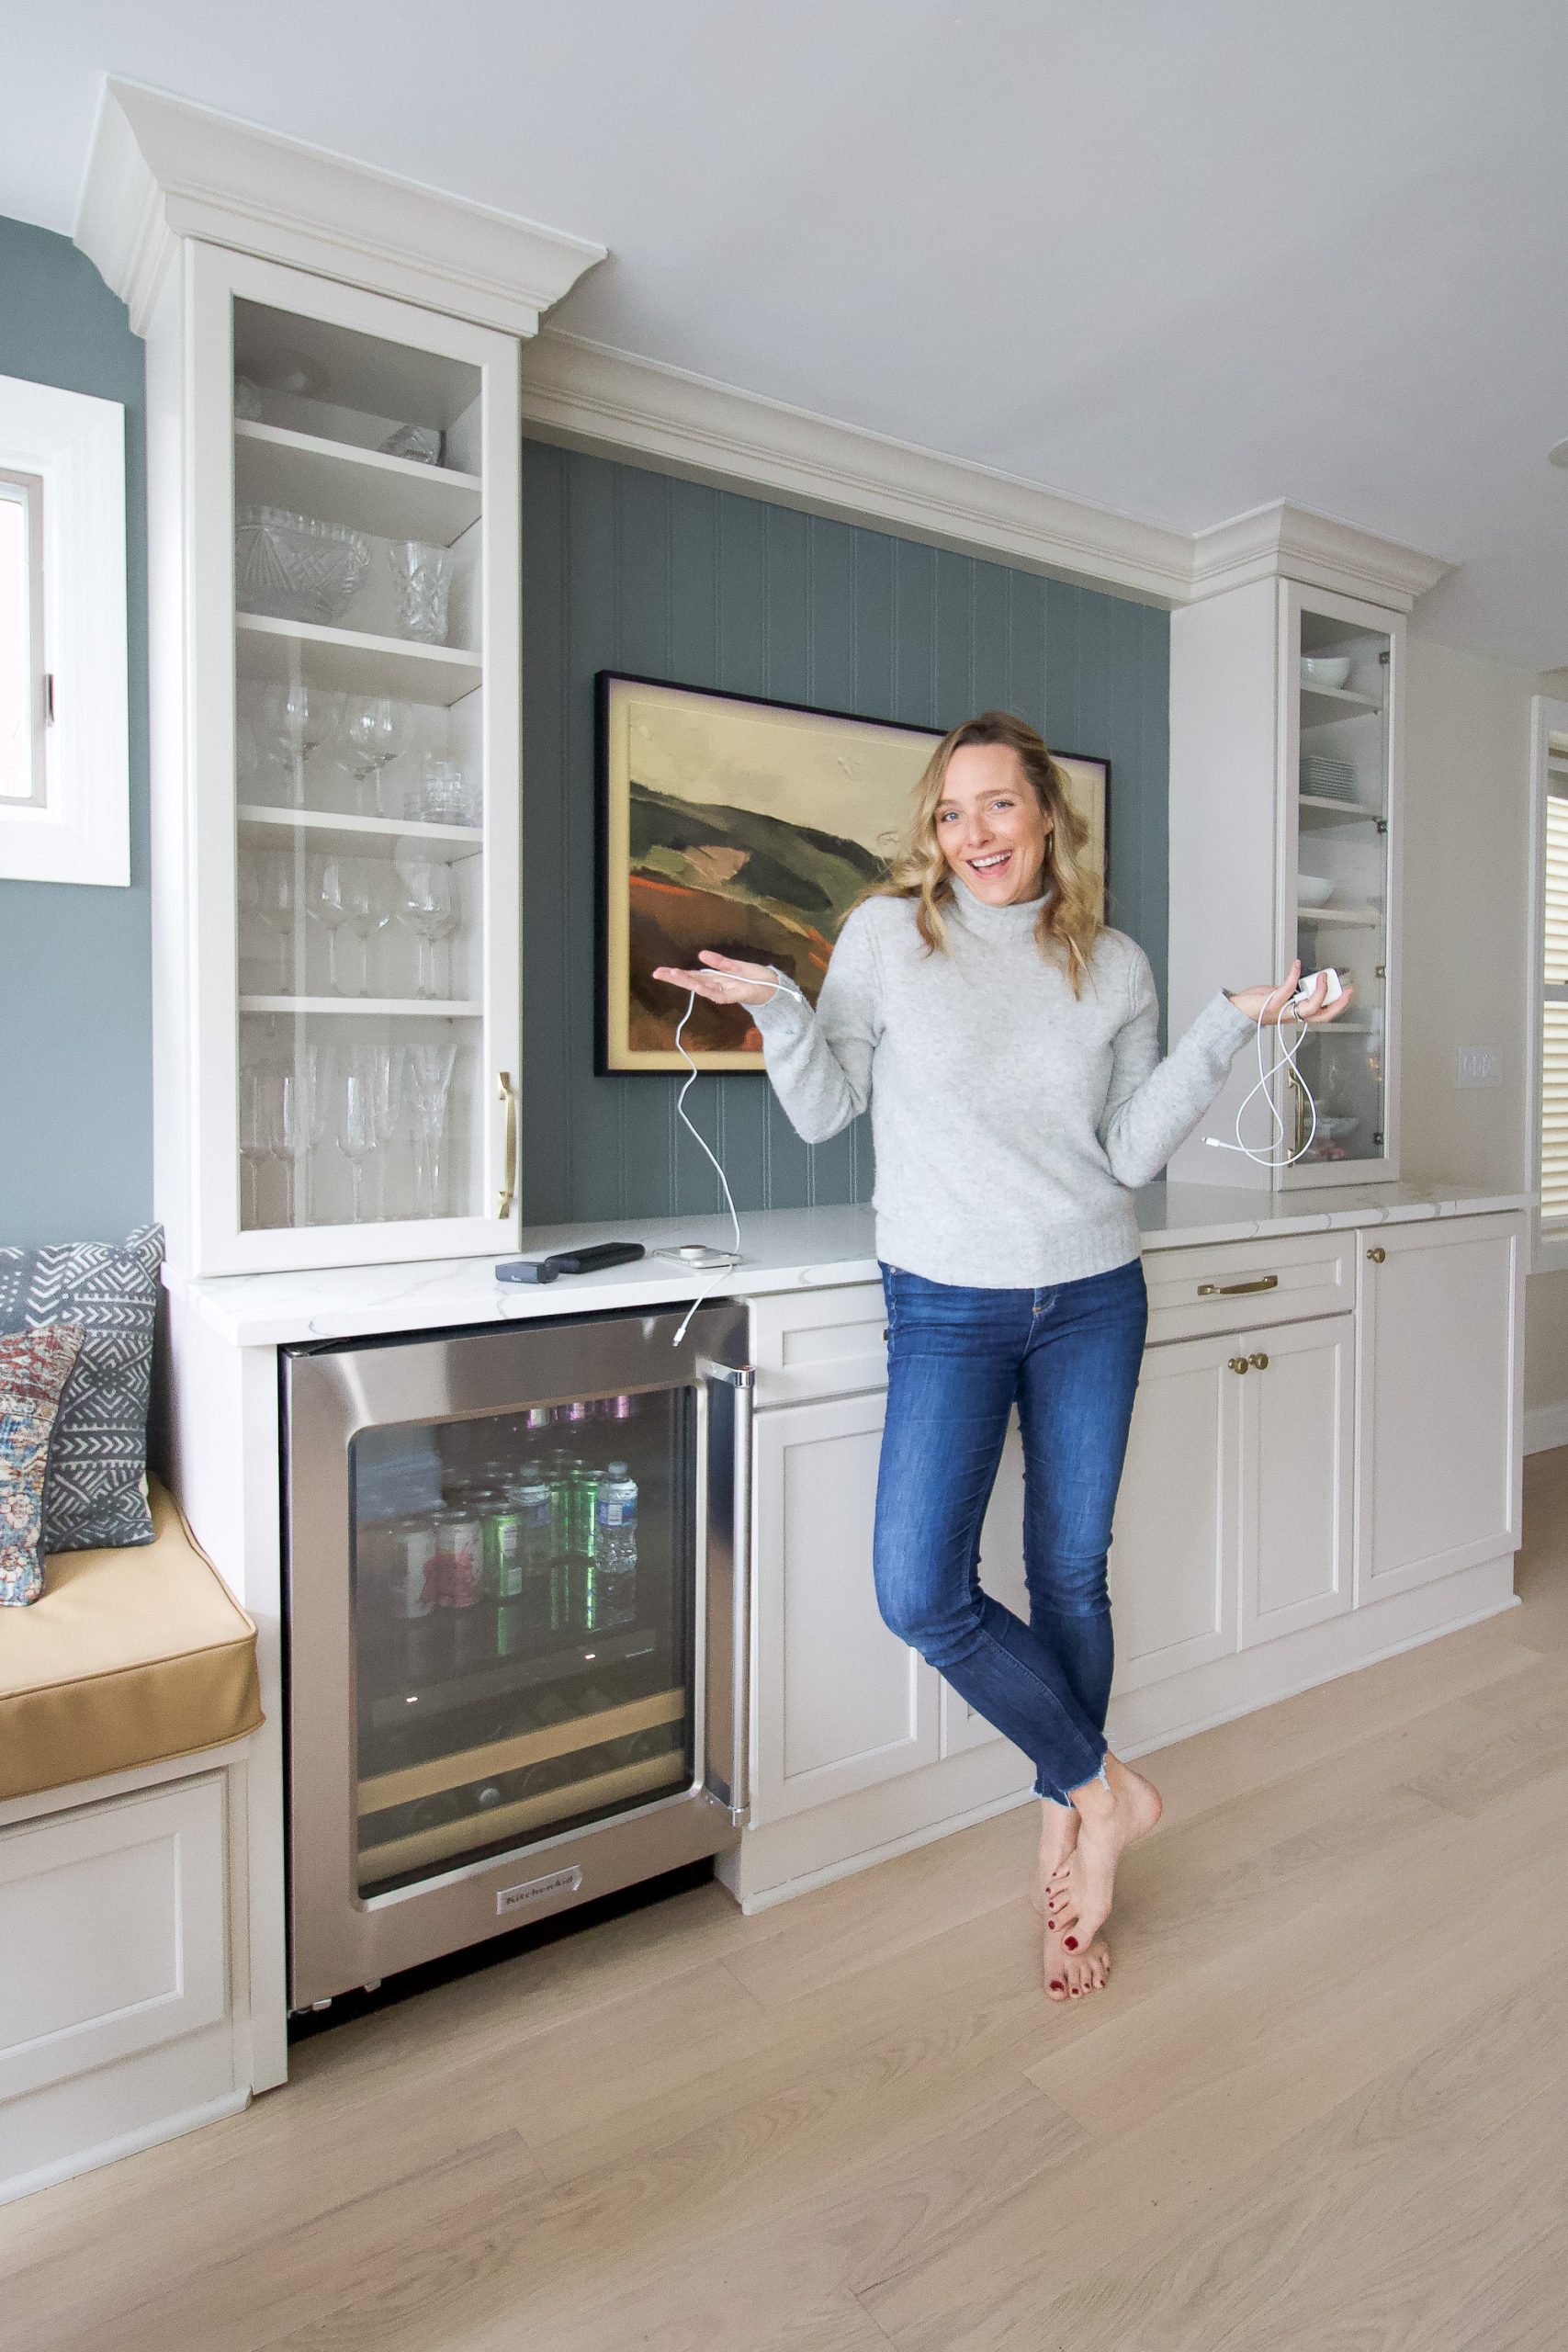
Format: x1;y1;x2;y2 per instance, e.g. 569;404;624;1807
1199;1274;1280;1297
1228;1356;1250;1374
1367;1246;1386;1262
1248;1351;1269;1370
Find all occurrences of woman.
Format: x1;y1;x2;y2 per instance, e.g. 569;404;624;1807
653;709;1352;2004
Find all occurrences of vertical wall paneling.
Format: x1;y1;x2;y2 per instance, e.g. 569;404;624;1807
520;439;1171;1227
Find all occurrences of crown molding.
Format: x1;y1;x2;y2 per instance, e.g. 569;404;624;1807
1190;499;1450;613
519;328;1197;605
74;79;605;339
520;333;1451;616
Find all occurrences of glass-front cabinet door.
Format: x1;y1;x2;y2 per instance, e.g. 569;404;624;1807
1279;582;1403;1186
186;243;520;1272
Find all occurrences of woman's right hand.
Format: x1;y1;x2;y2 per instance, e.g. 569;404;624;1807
650;949;782;1009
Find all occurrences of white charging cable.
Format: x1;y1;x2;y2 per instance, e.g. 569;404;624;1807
1204;981;1323;1170
669;971;807;1346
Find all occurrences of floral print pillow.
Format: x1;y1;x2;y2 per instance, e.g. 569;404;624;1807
0;1326;84;1605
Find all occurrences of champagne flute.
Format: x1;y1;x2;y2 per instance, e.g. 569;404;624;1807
372;1044;405;1218
270;1048;330;1227
309;856;351;995
337;1046;378;1224
344;859;392;996
335;696;412;817
393;860;457;1000
238;1065;275;1228
254;850;299;992
405;1040;457;1216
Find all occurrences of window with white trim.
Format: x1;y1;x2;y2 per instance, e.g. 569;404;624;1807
0;374;129;887
0;467;47;807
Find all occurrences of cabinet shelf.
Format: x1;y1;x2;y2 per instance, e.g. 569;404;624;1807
240;995;481;1018
1296;904;1382;927
1299;793;1383;819
235;612;482;705
237;804;484;862
1302;684;1382;724
233;421;483;546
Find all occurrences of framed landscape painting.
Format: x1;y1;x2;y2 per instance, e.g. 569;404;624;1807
595;673;1109;1074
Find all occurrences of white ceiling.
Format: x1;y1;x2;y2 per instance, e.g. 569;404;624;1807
6;1;1566;667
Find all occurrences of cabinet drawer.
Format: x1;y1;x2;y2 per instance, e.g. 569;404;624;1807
1145;1229;1355;1346
750;1283;888;1408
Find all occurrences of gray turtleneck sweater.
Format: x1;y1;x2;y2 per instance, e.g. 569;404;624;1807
752;888;1258;1288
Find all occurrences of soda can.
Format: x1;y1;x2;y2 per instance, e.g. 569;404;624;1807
388;1518;438;1620
434;1510;484;1610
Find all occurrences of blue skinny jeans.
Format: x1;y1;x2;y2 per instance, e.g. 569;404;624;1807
874;1254;1149;1804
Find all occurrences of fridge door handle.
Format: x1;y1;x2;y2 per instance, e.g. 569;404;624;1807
698;1358;755;1826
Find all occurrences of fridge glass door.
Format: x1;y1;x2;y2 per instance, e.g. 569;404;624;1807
351;1384;695;1894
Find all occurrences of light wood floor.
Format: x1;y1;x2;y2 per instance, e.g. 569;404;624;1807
10;1468;1568;2352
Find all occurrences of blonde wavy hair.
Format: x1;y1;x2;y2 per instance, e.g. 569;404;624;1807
863;709;1105;996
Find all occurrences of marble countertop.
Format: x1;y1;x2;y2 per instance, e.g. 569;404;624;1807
164;1178;1527;1348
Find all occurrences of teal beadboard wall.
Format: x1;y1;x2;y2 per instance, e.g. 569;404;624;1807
519;437;1171;1226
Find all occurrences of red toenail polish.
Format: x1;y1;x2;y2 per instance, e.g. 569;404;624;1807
1050;1980;1063;1991
1065;1936;1077;1950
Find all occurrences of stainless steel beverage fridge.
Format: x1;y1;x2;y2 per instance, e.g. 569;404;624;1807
282;1301;752;2009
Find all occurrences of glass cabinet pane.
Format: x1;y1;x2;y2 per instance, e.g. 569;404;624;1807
1292;609;1392;1170
229;296;489;1236
349;1389;695;1896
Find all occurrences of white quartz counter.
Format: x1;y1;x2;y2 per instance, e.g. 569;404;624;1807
164;1179;1528;1348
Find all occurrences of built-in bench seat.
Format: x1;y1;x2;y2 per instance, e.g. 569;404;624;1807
0;1481;261;1803
0;1480;263;2202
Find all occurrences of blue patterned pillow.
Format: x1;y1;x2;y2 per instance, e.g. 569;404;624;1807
0;1325;84;1602
0;1226;164;1553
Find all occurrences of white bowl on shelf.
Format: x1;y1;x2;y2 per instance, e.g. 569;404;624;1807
1302;657;1351;689
1297;874;1335;906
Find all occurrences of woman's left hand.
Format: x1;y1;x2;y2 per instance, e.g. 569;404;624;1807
1226;959;1356;1027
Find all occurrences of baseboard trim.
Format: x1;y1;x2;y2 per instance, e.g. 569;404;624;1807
0;2086;249;2209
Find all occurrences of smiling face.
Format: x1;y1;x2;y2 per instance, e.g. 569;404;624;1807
935;741;1053;906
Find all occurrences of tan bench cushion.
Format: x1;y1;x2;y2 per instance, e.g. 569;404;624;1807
0;1479;262;1804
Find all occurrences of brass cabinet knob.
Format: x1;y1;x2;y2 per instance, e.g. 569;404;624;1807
1228;1356;1250;1374
1248;1351;1269;1370
1367;1246;1386;1262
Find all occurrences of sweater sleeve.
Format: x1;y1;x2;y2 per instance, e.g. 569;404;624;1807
751;903;882;1143
1097;945;1258;1188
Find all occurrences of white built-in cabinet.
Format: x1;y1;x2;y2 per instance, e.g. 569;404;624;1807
739;1214;1520;1888
1168;575;1405;1192
148;243;523;1276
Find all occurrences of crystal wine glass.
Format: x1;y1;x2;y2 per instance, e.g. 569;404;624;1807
337;1046;378;1224
258;681;340;810
405;1040;457;1217
254;850;300;992
393;860;457;1001
344;860;392;996
309;856;351;995
335;696;412;817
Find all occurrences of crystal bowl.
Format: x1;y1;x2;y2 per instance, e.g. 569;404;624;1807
234;505;370;628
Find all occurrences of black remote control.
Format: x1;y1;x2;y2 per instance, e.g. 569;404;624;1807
496;1241;647;1284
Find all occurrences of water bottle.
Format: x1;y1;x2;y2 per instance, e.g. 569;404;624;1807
593;1462;638;1630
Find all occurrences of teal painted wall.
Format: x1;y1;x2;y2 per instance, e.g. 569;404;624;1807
520;439;1170;1226
0;218;151;1250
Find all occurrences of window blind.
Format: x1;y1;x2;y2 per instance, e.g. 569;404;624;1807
1543;771;1568;1223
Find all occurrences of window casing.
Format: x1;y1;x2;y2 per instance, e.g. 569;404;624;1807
0;468;47;808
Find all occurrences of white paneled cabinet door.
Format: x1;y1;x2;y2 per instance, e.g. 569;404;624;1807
1110;1332;1240;1692
185;242;520;1273
1358;1216;1523;1601
751;1392;939;1825
940;1412;1032;1759
1241;1315;1354;1642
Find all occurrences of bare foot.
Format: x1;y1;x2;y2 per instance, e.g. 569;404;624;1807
1032;1803;1111;2001
1043;1754;1162;1953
